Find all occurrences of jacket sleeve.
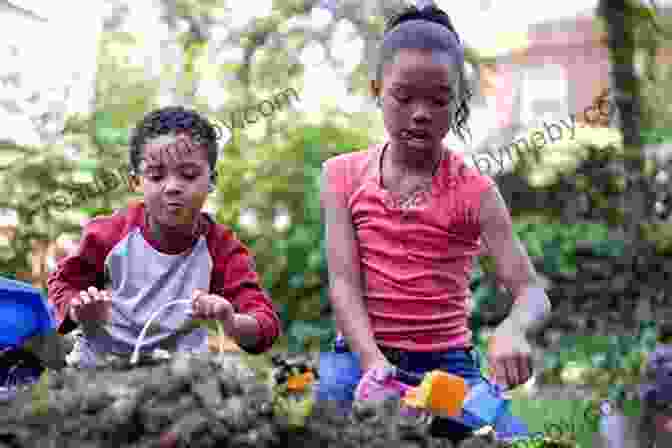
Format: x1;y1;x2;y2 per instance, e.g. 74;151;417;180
47;222;109;334
210;235;281;354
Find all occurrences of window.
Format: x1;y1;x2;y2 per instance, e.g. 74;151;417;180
520;64;569;126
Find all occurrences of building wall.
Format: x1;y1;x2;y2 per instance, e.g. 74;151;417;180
525;16;611;125
498;13;672;130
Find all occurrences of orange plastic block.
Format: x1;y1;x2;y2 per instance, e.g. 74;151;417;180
286;371;315;392
428;371;469;416
402;370;469;417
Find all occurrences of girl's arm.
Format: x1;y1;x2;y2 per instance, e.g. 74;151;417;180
321;163;388;371
478;185;552;336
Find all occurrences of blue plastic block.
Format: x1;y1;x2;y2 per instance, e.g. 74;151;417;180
459;381;511;428
0;276;55;349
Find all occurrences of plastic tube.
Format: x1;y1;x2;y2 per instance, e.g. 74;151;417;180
131;300;192;365
131;300;227;365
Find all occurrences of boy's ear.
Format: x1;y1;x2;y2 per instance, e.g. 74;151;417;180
128;175;143;194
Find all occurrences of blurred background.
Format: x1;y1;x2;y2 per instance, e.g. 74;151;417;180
1;0;672;441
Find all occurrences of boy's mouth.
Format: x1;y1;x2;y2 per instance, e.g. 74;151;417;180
164;202;190;219
165;200;185;209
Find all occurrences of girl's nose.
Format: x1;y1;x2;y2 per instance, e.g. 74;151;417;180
411;103;432;122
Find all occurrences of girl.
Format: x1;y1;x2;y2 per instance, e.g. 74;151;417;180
48;106;281;367
318;2;551;443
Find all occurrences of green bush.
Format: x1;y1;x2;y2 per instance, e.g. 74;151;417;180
469;219;659;403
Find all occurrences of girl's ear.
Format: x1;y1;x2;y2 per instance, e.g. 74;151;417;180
370;79;381;102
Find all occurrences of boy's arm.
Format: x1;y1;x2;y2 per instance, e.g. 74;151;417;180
211;236;281;354
47;225;107;334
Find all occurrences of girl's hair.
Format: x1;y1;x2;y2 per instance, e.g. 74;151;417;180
376;3;473;142
129;106;222;184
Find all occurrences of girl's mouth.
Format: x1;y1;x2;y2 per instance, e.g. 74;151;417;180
401;129;432;143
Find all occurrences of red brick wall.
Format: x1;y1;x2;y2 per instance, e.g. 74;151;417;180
493;16;613;128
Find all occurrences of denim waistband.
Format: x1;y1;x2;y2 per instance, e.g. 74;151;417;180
333;336;477;381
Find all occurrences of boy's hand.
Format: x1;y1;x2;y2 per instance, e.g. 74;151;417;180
70;287;112;323
191;289;235;333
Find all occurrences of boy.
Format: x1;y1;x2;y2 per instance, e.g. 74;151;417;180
47;106;281;367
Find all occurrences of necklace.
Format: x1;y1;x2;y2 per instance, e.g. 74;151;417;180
379;143;443;209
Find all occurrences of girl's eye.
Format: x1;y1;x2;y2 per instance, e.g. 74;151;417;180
394;94;411;103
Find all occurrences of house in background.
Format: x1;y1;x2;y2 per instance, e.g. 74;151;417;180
515;13;611;129
467;12;611;159
463;7;672;216
469;6;672;158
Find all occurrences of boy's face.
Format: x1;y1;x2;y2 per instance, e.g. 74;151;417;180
137;133;211;230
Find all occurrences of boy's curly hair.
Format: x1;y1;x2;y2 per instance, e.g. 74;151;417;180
129;106;222;182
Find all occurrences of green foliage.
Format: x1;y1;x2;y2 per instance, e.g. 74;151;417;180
640;221;672;255
512;220;622;274
213;124;371;350
468;220;660;403
468;220;620;347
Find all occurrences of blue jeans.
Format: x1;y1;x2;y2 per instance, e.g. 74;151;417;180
317;343;530;443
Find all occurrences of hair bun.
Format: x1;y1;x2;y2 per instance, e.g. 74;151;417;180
415;0;436;11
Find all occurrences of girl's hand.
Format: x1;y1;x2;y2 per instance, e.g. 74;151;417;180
70;287;112;323
354;358;397;402
487;321;534;390
191;289;235;333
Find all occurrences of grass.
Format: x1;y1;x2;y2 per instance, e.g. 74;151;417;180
509;393;642;447
509;397;596;446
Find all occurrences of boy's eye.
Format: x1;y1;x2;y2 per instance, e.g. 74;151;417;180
144;170;200;181
182;170;201;180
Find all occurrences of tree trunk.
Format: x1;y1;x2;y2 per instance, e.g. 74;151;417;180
598;0;650;334
599;0;647;243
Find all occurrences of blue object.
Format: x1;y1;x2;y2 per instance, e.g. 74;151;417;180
0;276;56;349
317;344;529;443
460;381;511;428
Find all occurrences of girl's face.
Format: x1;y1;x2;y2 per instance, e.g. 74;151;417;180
375;48;462;156
136;133;211;230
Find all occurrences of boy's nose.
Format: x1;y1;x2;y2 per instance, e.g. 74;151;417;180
164;177;185;194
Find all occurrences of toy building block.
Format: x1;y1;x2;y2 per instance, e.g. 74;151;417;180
0;276;67;370
402;370;469;417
